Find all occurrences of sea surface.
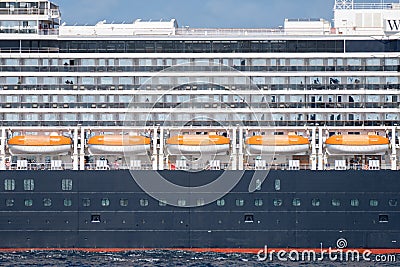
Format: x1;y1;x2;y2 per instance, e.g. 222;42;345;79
0;251;398;267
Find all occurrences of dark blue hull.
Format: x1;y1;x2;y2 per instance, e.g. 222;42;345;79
0;170;399;249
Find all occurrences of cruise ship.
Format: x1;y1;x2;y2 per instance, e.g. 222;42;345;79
0;0;399;253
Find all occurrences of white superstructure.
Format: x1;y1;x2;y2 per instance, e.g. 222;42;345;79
0;0;397;171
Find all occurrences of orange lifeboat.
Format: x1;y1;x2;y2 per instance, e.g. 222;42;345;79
166;134;230;155
246;134;310;154
325;134;389;155
8;135;72;155
88;135;150;155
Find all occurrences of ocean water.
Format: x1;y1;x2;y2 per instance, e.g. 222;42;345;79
0;251;398;267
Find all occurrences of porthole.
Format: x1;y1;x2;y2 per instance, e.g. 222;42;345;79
389;199;398;207
292;198;301;207
332;199;341;207
120;199;128;207
216;199;225;207
273;199;282;207
370;199;379;207
311;198;320;207
101;198;110;207
235;199;244;207
140;199;149;207
43;198;52;207
24;199;33;207
350;199;359;207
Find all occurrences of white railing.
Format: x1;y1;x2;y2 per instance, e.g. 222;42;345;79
175;28;284;36
352;3;394;9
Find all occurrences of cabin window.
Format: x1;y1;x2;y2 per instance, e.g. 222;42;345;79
273;199;283;207
4;179;15;191
235;199;245;207
274;179;281;191
216;199;225;207
43;198;52;207
292;198;301;207
332;199;341;207
101;198;110;207
64;199;72;207
370;200;379;207
159;200;167;207
61;179;72;191
389;199;398;207
312;198;321;207
5;199;14;207
351;199;360;207
177;199;186;207
23;179;34;191
24;199;33;207
82;198;90;207
120;199;128;207
379;215;389;223
254;199;263;207
140;199;149;207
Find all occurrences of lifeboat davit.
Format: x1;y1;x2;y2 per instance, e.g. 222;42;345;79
246;134;310;155
325;134;389;155
8;135;72;155
88;135;150;155
166;134;230;155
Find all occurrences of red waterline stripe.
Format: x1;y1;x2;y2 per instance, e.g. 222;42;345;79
0;248;398;255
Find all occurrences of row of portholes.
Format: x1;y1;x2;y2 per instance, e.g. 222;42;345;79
3;198;398;208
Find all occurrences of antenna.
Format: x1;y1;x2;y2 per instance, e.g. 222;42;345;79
335;0;354;9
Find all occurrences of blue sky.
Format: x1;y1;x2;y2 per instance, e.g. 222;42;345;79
56;0;387;28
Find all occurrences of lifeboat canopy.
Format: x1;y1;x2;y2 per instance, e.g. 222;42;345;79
246;133;310;155
166;134;230;155
88;135;151;155
8;135;72;155
325;134;389;155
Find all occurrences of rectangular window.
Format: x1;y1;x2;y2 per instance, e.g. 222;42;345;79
4;179;15;191
379;214;389;223
91;214;101;223
61;179;73;191
244;214;254;223
23;179;34;191
274;179;281;191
